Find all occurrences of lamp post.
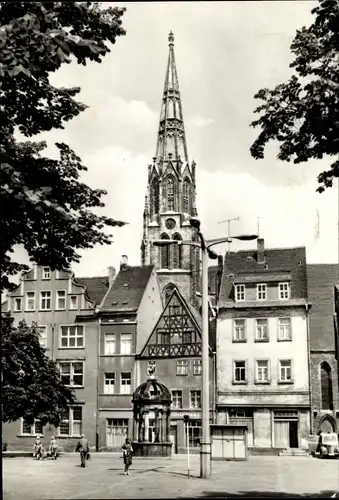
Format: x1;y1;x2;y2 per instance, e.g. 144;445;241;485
153;220;258;478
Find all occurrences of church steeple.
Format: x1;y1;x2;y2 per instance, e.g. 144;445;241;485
155;31;188;163
141;32;200;307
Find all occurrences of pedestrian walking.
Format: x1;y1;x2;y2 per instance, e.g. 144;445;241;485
75;434;89;468
121;437;133;475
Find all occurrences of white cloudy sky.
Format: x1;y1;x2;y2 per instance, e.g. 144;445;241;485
14;0;338;279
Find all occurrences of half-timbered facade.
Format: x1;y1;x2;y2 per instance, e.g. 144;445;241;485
137;287;215;454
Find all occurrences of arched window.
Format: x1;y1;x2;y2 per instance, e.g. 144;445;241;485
151;178;159;217
160;233;170;269
172;233;182;269
163;283;176;303
166;176;175;211
183;178;191;213
320;362;333;410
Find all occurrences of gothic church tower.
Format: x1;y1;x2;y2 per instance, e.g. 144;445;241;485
141;32;200;306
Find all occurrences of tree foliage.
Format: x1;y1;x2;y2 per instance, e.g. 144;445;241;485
2;313;76;426
250;0;339;192
0;2;127;291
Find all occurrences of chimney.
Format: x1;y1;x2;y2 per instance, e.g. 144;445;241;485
257;238;265;264
108;266;116;286
120;255;128;271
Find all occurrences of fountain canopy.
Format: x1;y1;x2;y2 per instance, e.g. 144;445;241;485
132;361;172;457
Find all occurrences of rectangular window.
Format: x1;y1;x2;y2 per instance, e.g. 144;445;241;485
176;359;188;376
171;390;183;409
120;333;132;355
235;284;245;302
160;331;170;344
279;360;292;382
37;325;47;348
56;290;66;310
278;317;292;341
69;295;78;310
104;372;115;395
186;420;201;448
233;319;246;342
22;419;43;435
279;282;290;300
60;325;84;348
104;333;116;355
25;291;36;311
59;407;82;437
59;361;84;386
182;331;193;344
193;359;202;375
42;267;51;280
120;372;131;394
233;360;247;383
257;284;267;301
40;291;51;310
14;297;22;312
190;390;201;409
256;360;269;383
106;419;129;448
255;318;268;341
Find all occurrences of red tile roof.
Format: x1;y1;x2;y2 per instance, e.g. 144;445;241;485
219;246;307;304
100;266;154;312
307;264;339;350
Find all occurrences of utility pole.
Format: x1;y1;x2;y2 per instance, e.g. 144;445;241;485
217;217;240;254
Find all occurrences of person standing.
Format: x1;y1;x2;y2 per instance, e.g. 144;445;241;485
75;434;89;468
49;436;58;459
121;438;133;475
33;434;43;459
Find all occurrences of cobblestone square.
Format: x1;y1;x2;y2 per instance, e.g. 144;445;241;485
3;454;339;499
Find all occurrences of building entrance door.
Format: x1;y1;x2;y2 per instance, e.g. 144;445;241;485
289;421;298;448
170;425;178;454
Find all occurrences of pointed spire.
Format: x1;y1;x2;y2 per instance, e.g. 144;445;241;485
155;31;188;164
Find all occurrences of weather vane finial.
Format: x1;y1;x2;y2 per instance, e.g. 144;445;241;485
168;31;174;45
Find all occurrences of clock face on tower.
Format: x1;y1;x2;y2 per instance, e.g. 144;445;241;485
165;218;176;230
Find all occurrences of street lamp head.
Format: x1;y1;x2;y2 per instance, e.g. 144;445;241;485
232;234;259;241
207;248;219;260
190;217;201;230
152;239;178;247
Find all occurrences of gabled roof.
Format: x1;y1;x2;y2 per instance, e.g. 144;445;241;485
76;276;109;306
307;264;339;350
219;246;308;305
100;266;154;312
139;286;215;358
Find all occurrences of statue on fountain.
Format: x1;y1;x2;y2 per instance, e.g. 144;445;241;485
147;360;156;379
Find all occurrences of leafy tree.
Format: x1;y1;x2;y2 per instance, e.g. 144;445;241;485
2;313;76;426
0;2;127;291
250;0;339;192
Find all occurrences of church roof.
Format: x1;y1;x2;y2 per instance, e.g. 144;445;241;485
100;265;154;312
155;31;188;163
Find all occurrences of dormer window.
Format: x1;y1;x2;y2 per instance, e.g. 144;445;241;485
235;284;245;302
43;267;51;280
257;284;267;301
279;282;290;300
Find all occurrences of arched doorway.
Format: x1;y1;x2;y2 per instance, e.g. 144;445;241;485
319;416;335;434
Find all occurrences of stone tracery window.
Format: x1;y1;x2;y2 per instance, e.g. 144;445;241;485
172;233;182;269
151;178;159;216
160;233;170;269
183;177;191;213
320;361;333;410
166;176;175;211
